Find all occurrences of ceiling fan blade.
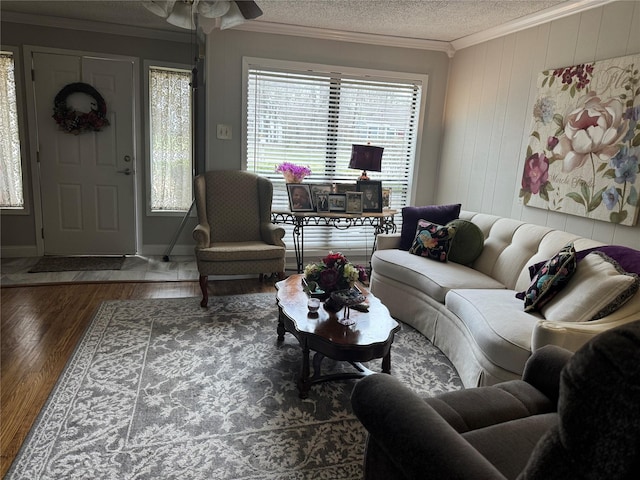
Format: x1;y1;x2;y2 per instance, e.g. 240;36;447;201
234;1;263;20
198;0;231;18
142;0;176;18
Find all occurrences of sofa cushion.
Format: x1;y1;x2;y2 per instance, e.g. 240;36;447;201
409;220;456;262
576;245;640;275
523;243;577;312
399;204;461;251
447;219;485;265
446;289;541;374
372;249;506;303
541;252;640;322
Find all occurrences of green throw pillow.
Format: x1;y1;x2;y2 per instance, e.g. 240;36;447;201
446;219;484;265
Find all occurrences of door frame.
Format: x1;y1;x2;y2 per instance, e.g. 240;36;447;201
23;45;142;256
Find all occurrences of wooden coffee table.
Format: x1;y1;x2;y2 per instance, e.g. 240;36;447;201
276;274;400;398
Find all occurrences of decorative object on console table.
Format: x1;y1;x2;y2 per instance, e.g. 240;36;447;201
286;183;314;212
276;162;312;183
520;53;640;226
328;193;346;212
358;180;383;213
349;144;383;181
346;191;363;214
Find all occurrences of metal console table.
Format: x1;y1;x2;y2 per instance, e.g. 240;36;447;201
271;209;398;273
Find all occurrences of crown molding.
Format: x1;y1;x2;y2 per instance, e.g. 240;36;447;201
451;0;618;51
232;21;457;58
1;11;192;43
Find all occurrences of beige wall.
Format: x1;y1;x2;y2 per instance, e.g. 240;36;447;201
437;0;640;249
204;29;450;206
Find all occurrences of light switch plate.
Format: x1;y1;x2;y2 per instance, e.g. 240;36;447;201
216;124;232;140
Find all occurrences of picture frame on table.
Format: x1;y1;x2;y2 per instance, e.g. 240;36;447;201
357;180;383;212
286;183;314;212
382;187;392;209
316;193;330;212
310;183;333;209
333;183;355;195
345;191;363;214
328;193;346;212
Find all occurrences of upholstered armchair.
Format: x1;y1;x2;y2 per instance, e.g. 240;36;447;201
193;170;286;307
351;320;640;480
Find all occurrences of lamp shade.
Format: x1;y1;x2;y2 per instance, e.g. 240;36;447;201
349;144;383;172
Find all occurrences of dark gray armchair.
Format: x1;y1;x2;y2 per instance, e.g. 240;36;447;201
351;320;640;480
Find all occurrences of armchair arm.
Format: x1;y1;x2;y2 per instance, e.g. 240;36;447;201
521;345;573;406
376;233;401;250
352;374;507;480
192;223;210;249
261;222;286;247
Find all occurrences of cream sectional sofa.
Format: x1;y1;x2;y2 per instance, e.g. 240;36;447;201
370;210;640;387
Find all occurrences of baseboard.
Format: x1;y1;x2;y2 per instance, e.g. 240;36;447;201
0;245;39;258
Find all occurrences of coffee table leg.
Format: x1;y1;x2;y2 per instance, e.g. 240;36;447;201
277;315;285;341
381;351;392;374
298;343;311;399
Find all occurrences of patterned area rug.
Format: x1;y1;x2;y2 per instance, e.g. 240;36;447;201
6;293;462;479
28;256;125;273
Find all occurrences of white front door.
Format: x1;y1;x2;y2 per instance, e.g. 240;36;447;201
32;52;136;255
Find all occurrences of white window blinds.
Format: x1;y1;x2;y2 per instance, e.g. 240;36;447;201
244;59;426;256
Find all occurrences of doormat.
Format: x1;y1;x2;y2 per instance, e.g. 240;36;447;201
28;256;125;273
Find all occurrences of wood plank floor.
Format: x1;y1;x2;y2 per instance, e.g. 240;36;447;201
0;279;276;477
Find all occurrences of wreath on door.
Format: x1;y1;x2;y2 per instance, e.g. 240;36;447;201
52;82;110;135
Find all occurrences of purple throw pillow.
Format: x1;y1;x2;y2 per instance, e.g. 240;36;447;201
399;204;461;251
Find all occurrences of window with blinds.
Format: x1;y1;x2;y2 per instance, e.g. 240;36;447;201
243;58;427;257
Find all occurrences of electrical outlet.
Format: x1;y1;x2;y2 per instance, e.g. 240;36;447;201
216;124;232;140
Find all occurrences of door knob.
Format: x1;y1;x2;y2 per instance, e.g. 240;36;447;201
117;168;132;175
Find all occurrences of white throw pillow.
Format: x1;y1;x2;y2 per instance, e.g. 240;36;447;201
541;252;640;323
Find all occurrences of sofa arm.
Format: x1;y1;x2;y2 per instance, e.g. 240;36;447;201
531;318;639;352
376;233;401;250
352;374;507;480
521;345;572;406
261;222;286;247
192;223;210;249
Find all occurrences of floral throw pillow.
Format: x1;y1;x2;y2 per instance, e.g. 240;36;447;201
524;243;577;312
409;220;456;262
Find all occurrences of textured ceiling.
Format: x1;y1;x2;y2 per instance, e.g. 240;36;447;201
1;0;574;43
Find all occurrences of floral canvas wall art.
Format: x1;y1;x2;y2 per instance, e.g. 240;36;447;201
520;54;640;226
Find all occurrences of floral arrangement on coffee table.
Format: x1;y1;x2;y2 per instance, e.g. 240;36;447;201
303;252;368;296
275;162;312;183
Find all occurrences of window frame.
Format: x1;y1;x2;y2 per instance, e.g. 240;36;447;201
241;57;428;255
144;60;194;216
1;46;30;215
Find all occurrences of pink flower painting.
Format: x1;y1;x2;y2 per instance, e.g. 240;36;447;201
520;54;640;226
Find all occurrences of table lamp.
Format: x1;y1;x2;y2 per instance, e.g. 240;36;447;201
349;144;383;181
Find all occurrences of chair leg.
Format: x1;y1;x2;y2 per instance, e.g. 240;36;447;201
199;275;209;307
